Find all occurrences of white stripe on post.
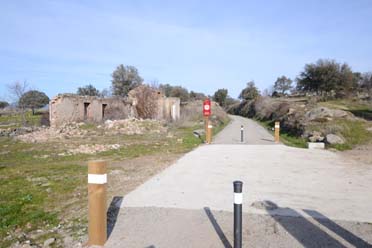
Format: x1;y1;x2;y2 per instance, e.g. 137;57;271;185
234;192;243;204
88;174;107;184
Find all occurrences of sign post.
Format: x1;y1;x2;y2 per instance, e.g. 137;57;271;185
203;99;212;143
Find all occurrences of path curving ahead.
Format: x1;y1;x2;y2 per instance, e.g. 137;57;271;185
105;116;372;248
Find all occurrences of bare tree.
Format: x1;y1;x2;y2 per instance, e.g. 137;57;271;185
7;81;29;125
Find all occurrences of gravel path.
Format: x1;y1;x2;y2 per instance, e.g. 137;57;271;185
105;116;372;248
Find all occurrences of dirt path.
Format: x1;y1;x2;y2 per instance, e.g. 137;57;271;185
105;116;372;248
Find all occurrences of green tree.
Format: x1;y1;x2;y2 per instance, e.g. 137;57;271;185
296;59;355;98
273;76;293;94
77;84;100;96
189;90;207;100
19;90;49;115
239;81;260;100
159;84;173;97
170;86;189;102
0;101;9;109
111;65;143;97
360;72;372;95
213;88;228;107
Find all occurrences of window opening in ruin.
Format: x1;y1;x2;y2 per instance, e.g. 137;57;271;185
102;104;107;119
84;102;90;120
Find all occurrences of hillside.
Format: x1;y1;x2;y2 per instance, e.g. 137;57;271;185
228;97;372;152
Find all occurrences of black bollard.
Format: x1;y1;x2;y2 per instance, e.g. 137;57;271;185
233;181;243;248
240;125;244;143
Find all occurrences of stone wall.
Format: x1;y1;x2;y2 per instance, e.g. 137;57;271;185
157;97;180;121
49;92;180;127
49;95;134;127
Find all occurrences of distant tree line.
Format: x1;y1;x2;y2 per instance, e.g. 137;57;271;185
231;59;372;104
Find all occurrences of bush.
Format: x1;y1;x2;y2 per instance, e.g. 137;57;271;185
130;85;159;119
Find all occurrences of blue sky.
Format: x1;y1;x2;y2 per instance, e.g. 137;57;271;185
1;0;372;100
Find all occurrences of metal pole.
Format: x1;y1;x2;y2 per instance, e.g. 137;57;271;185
233;181;243;248
240;125;244;143
88;160;107;246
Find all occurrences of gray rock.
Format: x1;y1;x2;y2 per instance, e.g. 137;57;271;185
43;238;56;247
326;134;345;145
193;129;205;138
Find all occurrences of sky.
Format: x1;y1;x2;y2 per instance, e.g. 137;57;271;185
1;0;372;100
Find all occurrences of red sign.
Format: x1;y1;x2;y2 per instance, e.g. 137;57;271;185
203;99;211;116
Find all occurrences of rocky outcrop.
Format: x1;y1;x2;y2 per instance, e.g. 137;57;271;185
305;107;353;122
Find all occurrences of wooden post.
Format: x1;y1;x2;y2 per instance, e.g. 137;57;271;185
88;160;107;247
207;121;213;144
275;121;280;143
205;116;209;143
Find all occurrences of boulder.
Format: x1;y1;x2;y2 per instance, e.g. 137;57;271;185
326;134;345;145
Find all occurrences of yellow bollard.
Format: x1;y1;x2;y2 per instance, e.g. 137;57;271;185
274;121;280;143
88;160;107;247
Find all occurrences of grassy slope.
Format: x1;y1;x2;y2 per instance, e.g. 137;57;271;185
255;119;308;148
0;116;229;247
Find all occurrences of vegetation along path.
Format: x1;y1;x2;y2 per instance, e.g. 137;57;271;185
106;116;372;247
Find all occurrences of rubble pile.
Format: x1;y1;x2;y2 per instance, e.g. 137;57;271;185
16;122;88;143
63;144;121;155
15;119;167;143
101;118;167;135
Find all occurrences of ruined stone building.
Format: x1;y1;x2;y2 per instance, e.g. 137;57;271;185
49;89;180;127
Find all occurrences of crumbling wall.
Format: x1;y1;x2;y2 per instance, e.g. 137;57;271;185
50;90;181;127
156;97;180;121
50;95;134;127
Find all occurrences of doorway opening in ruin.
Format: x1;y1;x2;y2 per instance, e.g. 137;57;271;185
84;102;90;120
102;104;107;119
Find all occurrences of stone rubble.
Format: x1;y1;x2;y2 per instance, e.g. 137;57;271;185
14;118;167;144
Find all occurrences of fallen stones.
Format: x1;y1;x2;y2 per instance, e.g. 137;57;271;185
66;144;121;155
307;131;325;142
15;119;167;143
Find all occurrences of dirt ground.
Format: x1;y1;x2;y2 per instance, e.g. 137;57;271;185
339;144;372;165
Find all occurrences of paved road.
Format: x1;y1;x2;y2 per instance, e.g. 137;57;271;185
105;116;372;248
213;115;275;144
